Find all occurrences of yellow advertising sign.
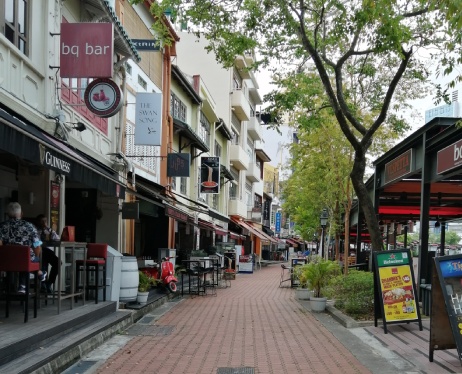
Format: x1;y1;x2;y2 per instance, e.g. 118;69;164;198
378;265;417;322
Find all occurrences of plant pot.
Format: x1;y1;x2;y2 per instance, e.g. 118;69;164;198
310;296;327;312
295;288;314;300
137;291;149;304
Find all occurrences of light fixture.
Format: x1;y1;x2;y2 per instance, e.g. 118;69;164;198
434;220;441;228
65;122;87;132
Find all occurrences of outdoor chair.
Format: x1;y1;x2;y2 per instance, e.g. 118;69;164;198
279;263;292;288
0;244;40;323
76;243;107;304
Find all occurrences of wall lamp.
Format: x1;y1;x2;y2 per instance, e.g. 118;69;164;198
66;122;87;132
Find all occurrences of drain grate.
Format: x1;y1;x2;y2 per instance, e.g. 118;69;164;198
138;315;156;324
126;325;174;336
217;368;255;374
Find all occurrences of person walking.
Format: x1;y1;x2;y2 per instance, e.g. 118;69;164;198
35;214;60;293
0;202;46;293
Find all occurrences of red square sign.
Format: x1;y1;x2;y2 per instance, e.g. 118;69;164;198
60;23;114;78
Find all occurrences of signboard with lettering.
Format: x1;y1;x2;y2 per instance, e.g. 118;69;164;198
134;92;163;146
384;149;413;184
167;153;190;177
164;204;190;223
373;249;422;333
275;212;281;233
430;255;462;363
39;144;71;175
437;139;462;174
60;23;113;78
131;39;161;51
200;157;220;194
84;78;123;118
425;102;459;124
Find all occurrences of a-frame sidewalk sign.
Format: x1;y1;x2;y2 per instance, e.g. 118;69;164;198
373;249;423;334
430;254;462;364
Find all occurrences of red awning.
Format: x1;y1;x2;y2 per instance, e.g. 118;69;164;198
285;239;299;247
378;206;462;217
198;219;228;236
248;222;279;243
231;218;270;242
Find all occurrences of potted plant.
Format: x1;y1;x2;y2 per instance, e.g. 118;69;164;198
302;258;340;312
137;271;152;304
293;264;314;300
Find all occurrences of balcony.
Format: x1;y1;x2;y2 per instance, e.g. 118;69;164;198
230;144;249;170
231;89;251;121
246;162;260;182
247;206;262;223
247;116;262;141
228;198;248;218
244;51;255;65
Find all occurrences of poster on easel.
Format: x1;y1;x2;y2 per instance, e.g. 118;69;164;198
373;249;422;333
50;182;60;235
430;254;462;363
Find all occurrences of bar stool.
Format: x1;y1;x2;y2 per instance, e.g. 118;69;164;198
76;243;107;304
0;245;40;323
279;264;292;287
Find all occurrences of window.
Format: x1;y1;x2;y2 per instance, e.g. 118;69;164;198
2;0;29;55
171;177;177;191
61;77;108;135
199;112;211;146
231;130;239;145
233;70;242;90
245;183;252;207
212;194;219;210
230;182;237;199
180;177;187;194
125;63;132;75
214;141;222;158
170;92;187;122
138;75;147;90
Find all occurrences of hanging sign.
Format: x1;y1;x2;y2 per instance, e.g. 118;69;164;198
373;249;422;333
167;153;190;177
134;92;162;146
200;157;220;194
84;78;123;117
60;23;113;78
275;212;281;233
430;254;462;363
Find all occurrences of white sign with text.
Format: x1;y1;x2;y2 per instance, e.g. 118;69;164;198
135;92;163;146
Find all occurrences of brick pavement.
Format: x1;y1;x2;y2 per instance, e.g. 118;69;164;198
96;264;372;374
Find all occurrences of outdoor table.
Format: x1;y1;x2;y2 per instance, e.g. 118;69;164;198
181;259;210;296
43;241;87;314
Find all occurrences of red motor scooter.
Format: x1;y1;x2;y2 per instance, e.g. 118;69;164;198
152;257;178;293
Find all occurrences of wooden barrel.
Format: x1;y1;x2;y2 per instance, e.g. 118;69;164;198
119;256;138;302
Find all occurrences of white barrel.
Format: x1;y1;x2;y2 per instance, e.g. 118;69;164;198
119;256;139;302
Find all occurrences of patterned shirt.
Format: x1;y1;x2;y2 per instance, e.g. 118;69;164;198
0;218;41;260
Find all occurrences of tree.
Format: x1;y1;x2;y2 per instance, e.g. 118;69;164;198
132;0;454;252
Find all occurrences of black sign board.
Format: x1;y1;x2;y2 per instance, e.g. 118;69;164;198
131;39;161;51
200;156;220;194
430;254;462;363
373;249;422;334
121;201;139;220
167;153;190;177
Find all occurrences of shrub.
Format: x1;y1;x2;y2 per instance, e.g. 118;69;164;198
326;270;374;319
138;271;152;292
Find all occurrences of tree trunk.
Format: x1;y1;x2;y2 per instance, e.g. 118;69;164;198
350;150;383;253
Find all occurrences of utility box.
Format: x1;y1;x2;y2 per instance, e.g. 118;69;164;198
103;246;123;308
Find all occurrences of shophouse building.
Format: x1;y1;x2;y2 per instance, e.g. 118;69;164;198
174;31;275;259
0;0;140;251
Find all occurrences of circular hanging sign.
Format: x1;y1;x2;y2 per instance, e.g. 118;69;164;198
84;78;123;118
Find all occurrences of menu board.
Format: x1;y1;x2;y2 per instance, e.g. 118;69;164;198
239;255;253;273
432;255;462;362
373;249;422;333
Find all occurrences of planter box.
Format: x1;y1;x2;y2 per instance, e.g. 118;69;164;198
295;288;314;300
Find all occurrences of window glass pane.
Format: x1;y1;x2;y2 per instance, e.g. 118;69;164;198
19;38;25;53
5;25;14;44
71;78;78;92
5;0;14;23
80;78;88;100
18;0;26;34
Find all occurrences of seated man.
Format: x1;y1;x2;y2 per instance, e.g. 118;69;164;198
0;202;46;293
36;214;60;293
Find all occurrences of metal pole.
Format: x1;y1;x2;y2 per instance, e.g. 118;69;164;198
321;226;325;259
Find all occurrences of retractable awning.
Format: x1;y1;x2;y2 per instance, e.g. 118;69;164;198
0;107;125;198
247;222;278;243
231;218;269;242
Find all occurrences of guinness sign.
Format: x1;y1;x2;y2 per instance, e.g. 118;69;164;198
39;144;71;175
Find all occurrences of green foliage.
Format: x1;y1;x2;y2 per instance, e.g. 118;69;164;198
326;270;374;319
138;271;153;292
297;258;341;297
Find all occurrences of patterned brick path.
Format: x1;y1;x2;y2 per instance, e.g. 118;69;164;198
96;264;371;374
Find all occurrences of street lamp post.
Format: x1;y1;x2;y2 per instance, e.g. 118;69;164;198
320;209;329;259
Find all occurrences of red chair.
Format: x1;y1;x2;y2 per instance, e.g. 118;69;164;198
0;245;40;323
76;243;107;304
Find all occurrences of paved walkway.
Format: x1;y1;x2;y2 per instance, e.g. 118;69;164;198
86;264;462;374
